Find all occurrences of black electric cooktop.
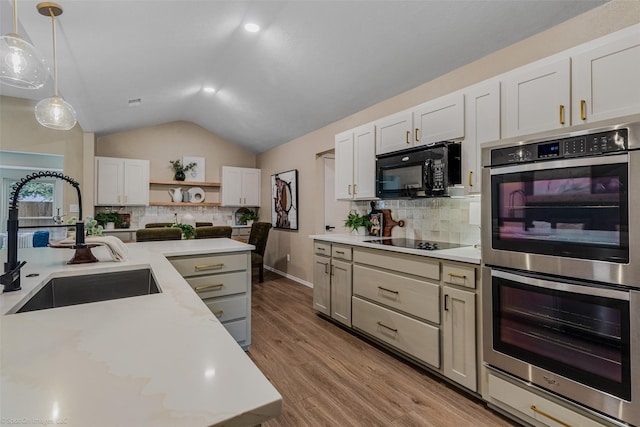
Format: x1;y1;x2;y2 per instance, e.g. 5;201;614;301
364;238;462;251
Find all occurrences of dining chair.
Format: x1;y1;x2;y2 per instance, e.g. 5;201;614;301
144;222;174;228
196;222;213;227
195;226;232;239
248;222;272;283
136;228;182;242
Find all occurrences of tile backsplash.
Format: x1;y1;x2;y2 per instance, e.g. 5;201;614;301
96;205;242;228
352;197;482;246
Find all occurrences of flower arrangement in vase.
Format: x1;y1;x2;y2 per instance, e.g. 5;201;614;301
169;159;197;181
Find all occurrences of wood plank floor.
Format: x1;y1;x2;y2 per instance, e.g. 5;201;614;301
248;272;518;427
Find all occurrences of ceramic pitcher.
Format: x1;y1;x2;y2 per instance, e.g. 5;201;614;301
169;187;183;203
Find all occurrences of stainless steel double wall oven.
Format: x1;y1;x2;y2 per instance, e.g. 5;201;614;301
482;121;640;426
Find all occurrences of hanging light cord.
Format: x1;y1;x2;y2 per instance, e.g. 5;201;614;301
46;6;59;97
11;0;18;33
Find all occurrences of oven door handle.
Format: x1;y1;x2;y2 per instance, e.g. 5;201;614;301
490;153;628;175
491;269;629;301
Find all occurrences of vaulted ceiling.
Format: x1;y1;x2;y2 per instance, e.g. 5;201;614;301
1;0;606;152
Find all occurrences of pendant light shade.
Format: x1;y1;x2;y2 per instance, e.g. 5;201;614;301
34;2;76;131
35;95;76;130
0;0;48;89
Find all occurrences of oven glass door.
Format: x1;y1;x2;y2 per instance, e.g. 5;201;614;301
492;270;631;399
490;154;629;262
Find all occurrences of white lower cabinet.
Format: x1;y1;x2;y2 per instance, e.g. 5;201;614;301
313;242;481;393
312;241;352;326
352;296;440;368
168;251;251;350
487;372;611;427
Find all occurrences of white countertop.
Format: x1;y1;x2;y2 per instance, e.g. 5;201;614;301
0;239;282;427
310;234;481;265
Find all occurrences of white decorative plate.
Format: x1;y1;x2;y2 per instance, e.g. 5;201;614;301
188;187;205;203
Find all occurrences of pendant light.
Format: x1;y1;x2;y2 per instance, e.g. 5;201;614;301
0;0;48;89
34;2;76;131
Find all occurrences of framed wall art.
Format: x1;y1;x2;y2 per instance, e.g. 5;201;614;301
182;156;205;182
271;169;298;230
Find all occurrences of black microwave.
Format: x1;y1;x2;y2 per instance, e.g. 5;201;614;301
376;142;461;198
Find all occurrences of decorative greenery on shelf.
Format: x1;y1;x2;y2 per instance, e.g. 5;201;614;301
95;211;123;227
344;211;371;232
239;209;259;223
171;223;195;239
169;159;197;181
67;216;103;236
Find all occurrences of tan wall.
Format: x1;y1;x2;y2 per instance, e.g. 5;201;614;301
257;0;640;284
96;121;256;204
0;96;87;217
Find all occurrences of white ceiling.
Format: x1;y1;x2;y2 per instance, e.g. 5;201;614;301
1;0;606;153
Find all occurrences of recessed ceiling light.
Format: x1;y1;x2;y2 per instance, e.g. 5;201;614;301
244;22;260;33
203;86;216;94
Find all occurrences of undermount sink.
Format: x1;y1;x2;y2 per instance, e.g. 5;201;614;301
14;269;160;314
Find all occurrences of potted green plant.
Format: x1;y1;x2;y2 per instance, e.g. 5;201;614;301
171;223;195;239
239;209;258;226
95;211;123;230
169;159;197;181
344;211;371;235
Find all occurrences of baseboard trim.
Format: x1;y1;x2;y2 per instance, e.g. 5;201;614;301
264;265;313;288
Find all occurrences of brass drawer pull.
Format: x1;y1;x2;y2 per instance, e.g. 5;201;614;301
335;250;345;255
405;130;410;144
468;171;473;187
559;104;565;125
377;286;399;295
448;273;467;279
194;283;223;292
530;405;572;427
414;128;419;142
377;321;398;333
213;310;224;317
317;247;326;252
195;263;224;271
580;99;587;121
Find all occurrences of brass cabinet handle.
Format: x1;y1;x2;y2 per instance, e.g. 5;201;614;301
353;184;357;195
348;184;352;195
530;405;573;427
324;262;329;274
415;128;420;142
559;105;565;125
213;310;224;317
405;130;410;144
580;99;587;121
468;171;473;187
448;273;467;279
195;263;224;271
377;321;398;333
377;286;399;295
194;283;224;292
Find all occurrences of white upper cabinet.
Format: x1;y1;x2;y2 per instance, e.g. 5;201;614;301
375;110;413;155
221;166;261;207
463;80;500;193
413;92;465;146
95;156;149;206
503;57;571;138
572;29;640;124
335;124;376;200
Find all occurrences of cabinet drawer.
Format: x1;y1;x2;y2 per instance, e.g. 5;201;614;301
354;247;440;280
352;296;440;368
353;264;440;324
186;271;247;299
204;294;247;323
314;241;331;256
332;244;352;261
223;319;247;343
442;263;476;289
169;253;247;277
488;373;606;427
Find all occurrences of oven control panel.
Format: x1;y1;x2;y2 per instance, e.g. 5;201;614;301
491;128;628;166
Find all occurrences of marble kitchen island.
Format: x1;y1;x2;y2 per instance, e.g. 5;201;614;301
0;239;282;427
